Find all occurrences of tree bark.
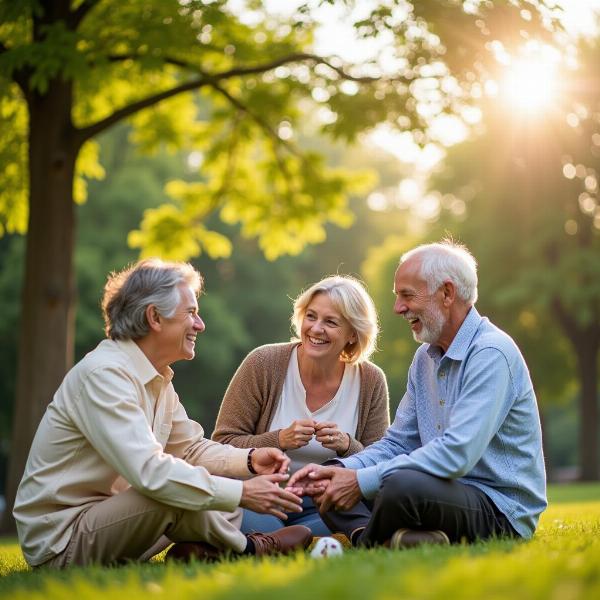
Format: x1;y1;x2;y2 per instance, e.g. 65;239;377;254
1;80;78;533
549;255;599;482
575;334;599;481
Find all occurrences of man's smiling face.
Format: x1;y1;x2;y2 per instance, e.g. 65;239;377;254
158;284;205;364
393;259;446;345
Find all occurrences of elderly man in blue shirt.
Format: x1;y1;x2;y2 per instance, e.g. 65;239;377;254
288;240;547;548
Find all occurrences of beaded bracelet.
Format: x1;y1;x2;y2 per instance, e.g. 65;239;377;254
247;448;257;474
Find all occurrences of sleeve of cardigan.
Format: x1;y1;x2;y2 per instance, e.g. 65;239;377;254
211;347;282;449
341;363;390;458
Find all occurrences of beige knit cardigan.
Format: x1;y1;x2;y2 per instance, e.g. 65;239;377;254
212;342;390;457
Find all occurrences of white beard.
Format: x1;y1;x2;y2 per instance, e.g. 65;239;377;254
412;303;445;345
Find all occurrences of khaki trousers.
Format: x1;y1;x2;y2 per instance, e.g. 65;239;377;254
46;487;246;567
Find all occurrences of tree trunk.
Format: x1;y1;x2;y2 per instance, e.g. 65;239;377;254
551;295;599;483
575;337;599;481
1;81;78;533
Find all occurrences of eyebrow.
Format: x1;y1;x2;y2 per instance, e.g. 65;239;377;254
306;309;341;321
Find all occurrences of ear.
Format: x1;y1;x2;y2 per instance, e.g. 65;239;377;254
441;281;456;307
349;331;358;345
146;304;162;332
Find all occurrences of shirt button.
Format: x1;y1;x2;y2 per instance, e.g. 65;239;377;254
439;371;446;378
437;424;441;430
439;399;445;406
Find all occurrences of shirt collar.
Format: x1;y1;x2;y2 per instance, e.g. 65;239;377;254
443;306;482;361
115;338;174;385
425;305;482;362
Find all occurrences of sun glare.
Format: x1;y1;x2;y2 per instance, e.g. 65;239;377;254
500;58;558;112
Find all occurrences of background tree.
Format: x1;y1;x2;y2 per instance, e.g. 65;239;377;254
426;38;600;479
0;0;556;531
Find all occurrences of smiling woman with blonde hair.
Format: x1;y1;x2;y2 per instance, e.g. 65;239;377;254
212;275;390;536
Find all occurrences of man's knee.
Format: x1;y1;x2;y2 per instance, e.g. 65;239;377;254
378;469;438;508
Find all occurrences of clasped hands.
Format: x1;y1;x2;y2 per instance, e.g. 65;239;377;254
240;449;360;519
278;419;350;454
286;463;361;514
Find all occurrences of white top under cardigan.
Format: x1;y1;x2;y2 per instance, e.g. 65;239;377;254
269;346;360;473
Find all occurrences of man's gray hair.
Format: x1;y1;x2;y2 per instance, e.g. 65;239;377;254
102;258;203;340
400;240;478;304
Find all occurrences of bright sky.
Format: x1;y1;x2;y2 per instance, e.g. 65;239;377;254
230;1;600;214
358;1;600;211
558;0;600;36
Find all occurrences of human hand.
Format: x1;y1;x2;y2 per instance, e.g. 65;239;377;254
278;419;316;450
251;448;290;475
314;421;351;455
240;474;303;520
308;467;361;513
286;462;328;496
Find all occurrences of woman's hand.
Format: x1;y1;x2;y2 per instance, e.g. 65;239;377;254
278;419;316;450
314;421;351;455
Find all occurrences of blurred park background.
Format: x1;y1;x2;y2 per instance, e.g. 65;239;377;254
0;0;599;531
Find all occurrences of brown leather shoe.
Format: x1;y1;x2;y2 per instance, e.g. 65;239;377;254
246;525;313;556
389;528;450;549
165;541;225;563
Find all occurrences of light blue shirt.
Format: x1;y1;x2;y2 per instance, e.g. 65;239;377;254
342;307;547;538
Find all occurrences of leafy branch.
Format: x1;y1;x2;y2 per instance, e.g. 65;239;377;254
75;50;382;146
68;0;100;29
209;81;301;160
74;75;211;145
107;51;385;84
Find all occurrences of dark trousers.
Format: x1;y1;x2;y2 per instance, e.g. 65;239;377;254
321;469;517;546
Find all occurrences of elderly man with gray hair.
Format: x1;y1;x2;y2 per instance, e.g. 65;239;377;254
289;240;547;548
14;259;312;567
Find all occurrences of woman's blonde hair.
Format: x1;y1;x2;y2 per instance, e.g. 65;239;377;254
291;275;379;364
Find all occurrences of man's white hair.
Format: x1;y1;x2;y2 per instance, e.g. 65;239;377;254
400;240;478;304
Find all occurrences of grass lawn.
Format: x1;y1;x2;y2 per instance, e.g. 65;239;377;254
1;482;599;600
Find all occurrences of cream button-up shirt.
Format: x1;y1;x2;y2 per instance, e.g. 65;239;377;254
14;338;250;566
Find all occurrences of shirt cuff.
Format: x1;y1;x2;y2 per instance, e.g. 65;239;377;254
356;466;381;499
341;455;364;470
207;475;244;512
226;447;254;478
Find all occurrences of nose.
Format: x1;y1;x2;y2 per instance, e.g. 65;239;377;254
193;314;205;332
310;320;325;333
394;297;407;315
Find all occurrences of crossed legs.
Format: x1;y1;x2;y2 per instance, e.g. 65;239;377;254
321;469;517;546
45;487;245;567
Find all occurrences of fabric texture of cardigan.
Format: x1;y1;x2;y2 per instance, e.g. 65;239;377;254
212;342;390;457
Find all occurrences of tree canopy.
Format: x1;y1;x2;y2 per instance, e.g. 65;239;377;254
0;0;559;256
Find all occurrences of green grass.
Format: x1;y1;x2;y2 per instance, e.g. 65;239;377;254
1;483;599;600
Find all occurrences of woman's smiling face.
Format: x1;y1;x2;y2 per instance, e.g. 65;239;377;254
300;292;356;361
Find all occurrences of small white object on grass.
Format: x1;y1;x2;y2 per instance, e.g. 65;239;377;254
310;536;344;558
